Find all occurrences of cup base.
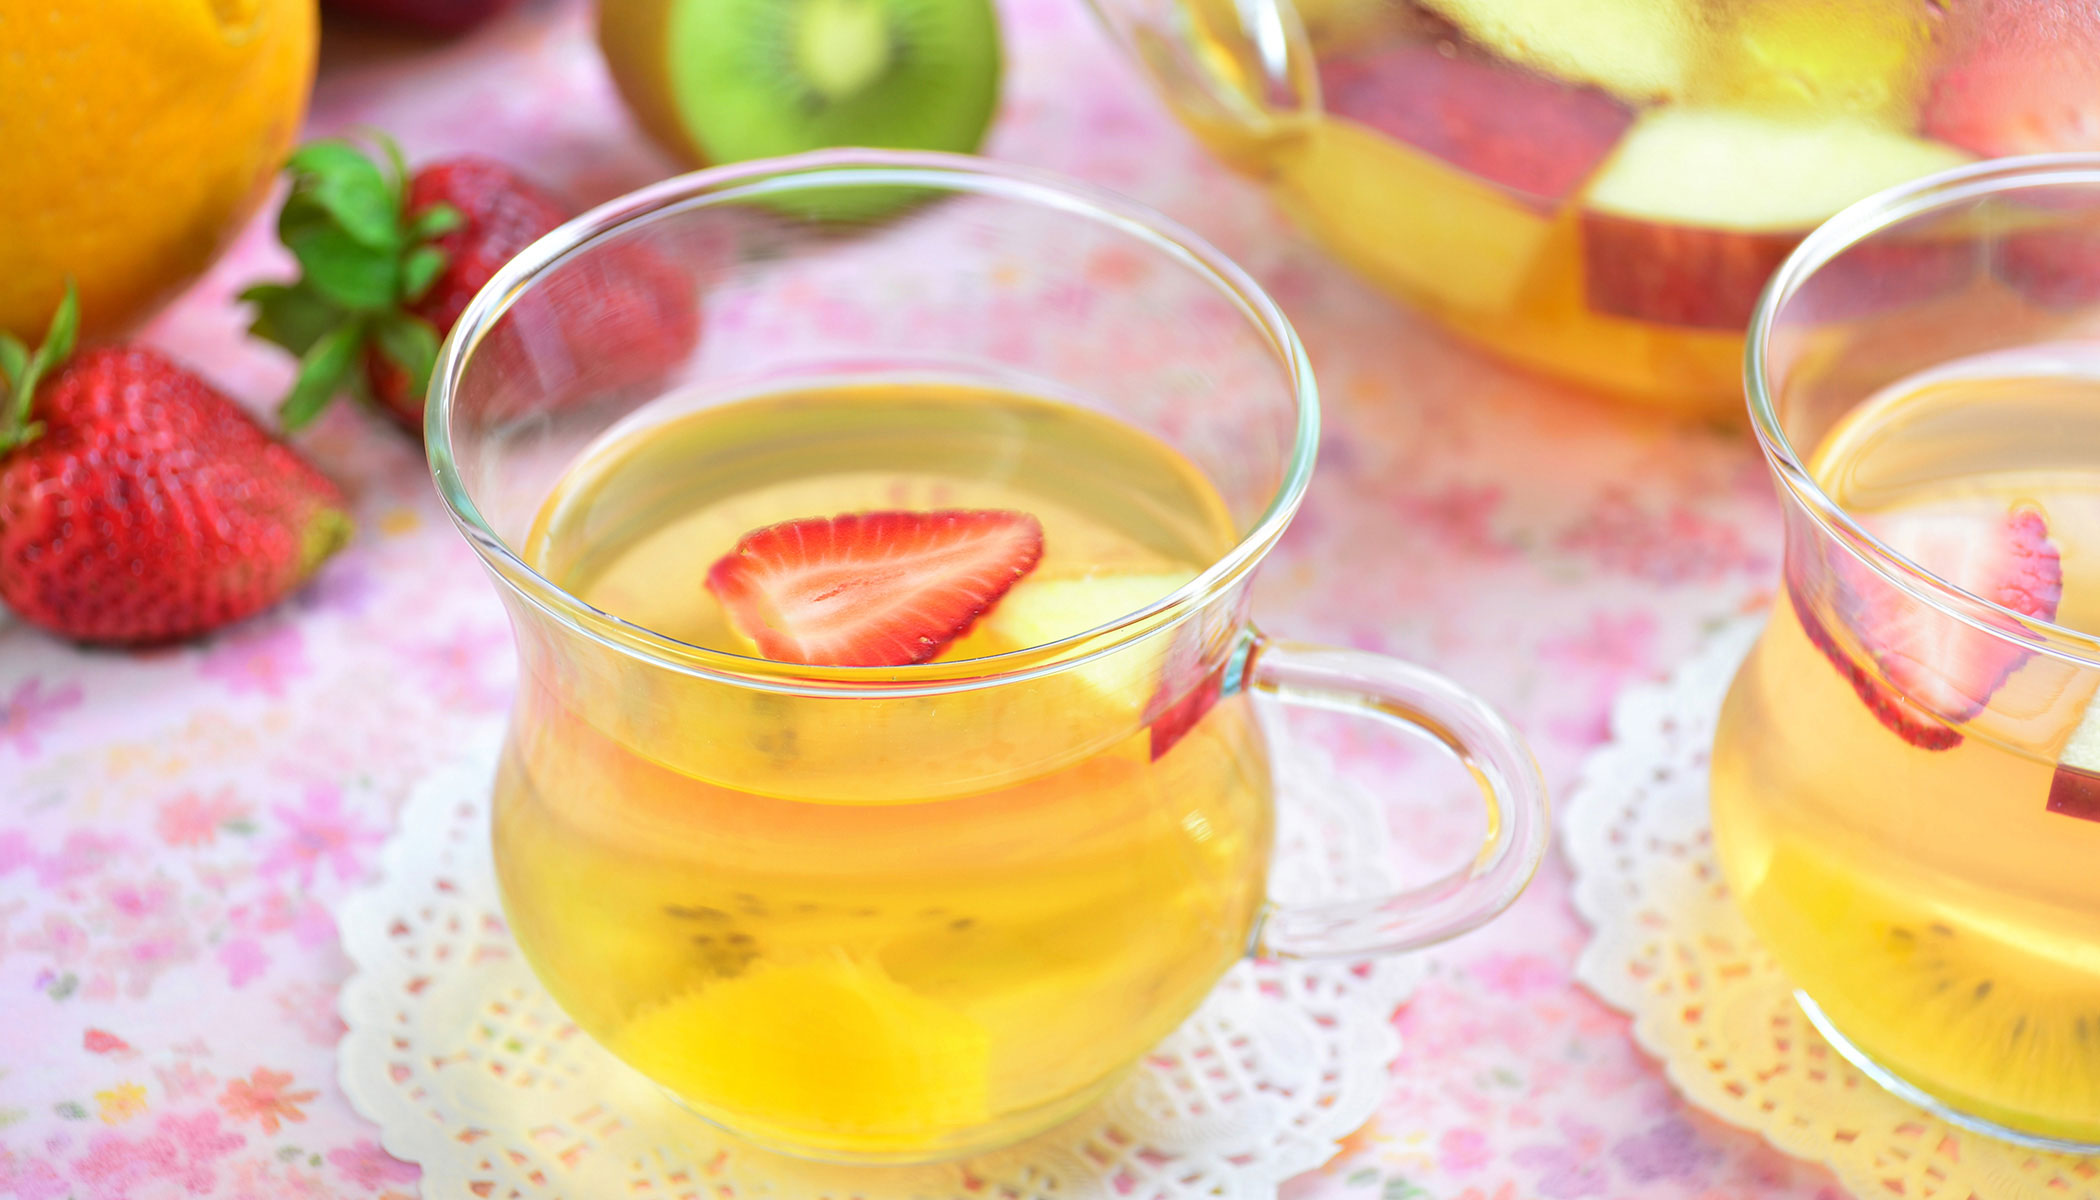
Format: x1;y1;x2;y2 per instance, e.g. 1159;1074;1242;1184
653;1068;1126;1166
1794;989;2100;1156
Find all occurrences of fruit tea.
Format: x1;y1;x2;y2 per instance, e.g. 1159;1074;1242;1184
493;381;1275;1158
1147;0;2095;410
1712;347;2100;1144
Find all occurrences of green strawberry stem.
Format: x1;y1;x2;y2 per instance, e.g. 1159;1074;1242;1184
0;283;80;454
242;133;461;430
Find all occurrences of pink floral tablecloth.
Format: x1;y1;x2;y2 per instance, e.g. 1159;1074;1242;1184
0;2;1843;1197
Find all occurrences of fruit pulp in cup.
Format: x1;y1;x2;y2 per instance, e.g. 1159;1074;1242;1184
1164;0;2096;412
492;381;1275;1159
1711;347;2100;1144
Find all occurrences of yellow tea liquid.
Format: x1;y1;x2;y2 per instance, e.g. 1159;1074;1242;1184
492;382;1274;1158
1712;350;2100;1143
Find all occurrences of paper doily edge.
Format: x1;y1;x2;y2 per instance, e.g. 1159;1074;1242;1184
335;714;1424;1198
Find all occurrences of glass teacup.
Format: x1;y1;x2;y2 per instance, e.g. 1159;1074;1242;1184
427;150;1549;1163
1716;155;2100;1150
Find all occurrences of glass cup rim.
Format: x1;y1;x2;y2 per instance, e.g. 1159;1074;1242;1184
1745;152;2100;670
425;148;1321;696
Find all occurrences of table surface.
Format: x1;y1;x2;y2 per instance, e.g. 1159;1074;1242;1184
0;2;1840;1197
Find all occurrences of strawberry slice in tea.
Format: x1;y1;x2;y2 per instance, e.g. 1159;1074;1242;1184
706;509;1044;667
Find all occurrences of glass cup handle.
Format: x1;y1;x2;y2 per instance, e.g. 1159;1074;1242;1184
1241;637;1551;958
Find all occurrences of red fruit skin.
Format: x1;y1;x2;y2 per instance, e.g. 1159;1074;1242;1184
366;157;570;429
376;157;701;434
1318;42;1634;209
1582;218;1796;329
530;239;702;399
1789;509;2062;752
1147;661;1227;761
2047;769;2100;823
1996;224;2100;310
706;510;1044;668
1919;0;2100;158
1583;220;1976;330
0;349;351;644
325;0;520;35
1789;570;1963;751
407;159;572;336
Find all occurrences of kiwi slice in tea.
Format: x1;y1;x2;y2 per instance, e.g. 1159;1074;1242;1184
1752;840;2100;1144
601;0;1002;219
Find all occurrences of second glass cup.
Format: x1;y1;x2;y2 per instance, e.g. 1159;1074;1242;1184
1718;155;2100;1151
428;150;1548;1163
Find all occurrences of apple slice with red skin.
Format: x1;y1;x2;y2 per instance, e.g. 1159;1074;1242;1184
1584;219;1977;330
1579;109;1973;328
2049;698;2100;823
1316;41;1634;212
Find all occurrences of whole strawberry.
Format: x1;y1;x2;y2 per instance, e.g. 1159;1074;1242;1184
0;289;354;644
246;138;698;437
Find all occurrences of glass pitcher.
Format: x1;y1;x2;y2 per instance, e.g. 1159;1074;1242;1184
1714;155;2100;1150
1089;0;2100;416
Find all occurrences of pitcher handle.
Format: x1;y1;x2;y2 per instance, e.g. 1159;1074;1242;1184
1087;0;1321;146
1242;637;1550;958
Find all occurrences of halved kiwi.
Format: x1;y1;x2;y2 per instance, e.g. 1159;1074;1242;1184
599;0;1001;219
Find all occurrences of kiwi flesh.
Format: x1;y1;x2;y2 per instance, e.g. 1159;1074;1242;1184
1750;839;2100;1144
601;0;1001;219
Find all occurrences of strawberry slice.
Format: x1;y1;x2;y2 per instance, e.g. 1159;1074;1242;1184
1145;658;1227;762
705;510;1044;667
1792;507;2062;750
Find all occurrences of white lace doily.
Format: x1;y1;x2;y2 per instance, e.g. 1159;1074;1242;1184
1566;617;2100;1200
339;711;1424;1199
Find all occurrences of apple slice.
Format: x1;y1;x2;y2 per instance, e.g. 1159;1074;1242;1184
1580;110;1972;327
2049;695;2100;823
1317;42;1633;209
943;571;1196;697
1417;0;1699;103
1290;39;1633;317
1700;0;1930;124
1279;119;1560;316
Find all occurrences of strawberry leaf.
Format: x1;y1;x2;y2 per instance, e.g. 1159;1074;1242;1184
281;321;365;431
368;128;411;210
286;140;407;251
410;203;464;242
0;337;26;387
0;282;74;452
38;283;79;369
242;282;343;357
370;312;441;404
280;201;401;312
400;246;450;305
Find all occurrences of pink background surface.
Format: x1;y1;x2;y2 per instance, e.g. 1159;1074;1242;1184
0;2;1843;1196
